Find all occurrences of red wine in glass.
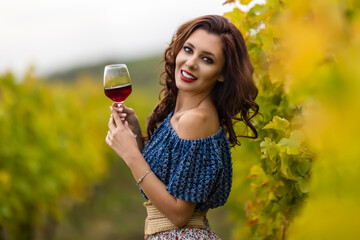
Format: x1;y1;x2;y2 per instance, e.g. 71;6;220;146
104;64;132;103
104;83;132;102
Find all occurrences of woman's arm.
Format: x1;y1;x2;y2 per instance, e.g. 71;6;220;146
126;153;197;227
106;106;196;227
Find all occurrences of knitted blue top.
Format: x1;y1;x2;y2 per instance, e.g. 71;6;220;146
140;110;232;211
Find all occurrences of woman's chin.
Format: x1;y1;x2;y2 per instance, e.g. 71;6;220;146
175;78;193;91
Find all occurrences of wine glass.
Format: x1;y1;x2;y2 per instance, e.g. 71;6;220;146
104;64;132;103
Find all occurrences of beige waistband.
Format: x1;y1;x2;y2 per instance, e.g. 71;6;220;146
143;201;207;239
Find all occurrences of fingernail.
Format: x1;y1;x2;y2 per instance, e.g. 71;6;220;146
119;108;123;111
110;106;113;111
120;113;127;117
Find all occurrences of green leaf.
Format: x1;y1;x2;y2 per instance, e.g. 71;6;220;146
263;116;290;132
279;153;296;180
297;177;310;193
277;130;304;155
249;4;267;17
297;160;310;176
294;182;303;198
260;137;278;161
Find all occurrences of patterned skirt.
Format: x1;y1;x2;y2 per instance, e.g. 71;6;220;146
147;227;221;240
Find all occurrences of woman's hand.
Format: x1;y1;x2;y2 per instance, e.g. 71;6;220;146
111;103;144;151
106;106;140;163
112;103;141;133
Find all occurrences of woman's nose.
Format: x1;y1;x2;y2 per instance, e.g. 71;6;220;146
185;56;198;70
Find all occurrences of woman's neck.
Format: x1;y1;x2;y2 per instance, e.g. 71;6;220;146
174;90;212;113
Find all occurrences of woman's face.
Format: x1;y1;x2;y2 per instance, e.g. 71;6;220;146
175;29;225;95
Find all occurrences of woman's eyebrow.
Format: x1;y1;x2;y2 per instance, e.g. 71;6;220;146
185;42;216;57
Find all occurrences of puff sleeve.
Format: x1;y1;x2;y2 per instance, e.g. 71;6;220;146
165;137;232;210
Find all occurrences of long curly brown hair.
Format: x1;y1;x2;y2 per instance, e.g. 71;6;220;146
146;15;259;147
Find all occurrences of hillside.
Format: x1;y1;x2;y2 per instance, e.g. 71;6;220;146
46;55;163;88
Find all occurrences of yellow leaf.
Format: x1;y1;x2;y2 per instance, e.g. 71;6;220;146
263;116;290;132
240;0;253;5
223;8;247;36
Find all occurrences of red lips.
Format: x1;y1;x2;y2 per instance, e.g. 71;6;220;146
180;70;198;83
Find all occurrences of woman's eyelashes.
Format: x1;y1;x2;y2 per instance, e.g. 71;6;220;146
183;46;214;64
184;46;192;53
202;57;213;64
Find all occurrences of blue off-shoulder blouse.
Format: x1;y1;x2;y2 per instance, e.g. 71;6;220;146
140;110;232;211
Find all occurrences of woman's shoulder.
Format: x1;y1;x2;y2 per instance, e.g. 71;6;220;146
175;107;220;140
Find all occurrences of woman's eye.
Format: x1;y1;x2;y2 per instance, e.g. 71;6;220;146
203;57;213;64
184;46;192;53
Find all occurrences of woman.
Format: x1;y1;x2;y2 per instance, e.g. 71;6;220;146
106;15;259;239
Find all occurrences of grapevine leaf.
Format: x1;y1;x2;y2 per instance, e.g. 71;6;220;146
277;130;304;155
259;29;274;54
279;153;296;180
223;8;247;35
249;4;267;17
297;160;310;176
263;115;290;132
273;181;287;198
294;182;303;198
260;137;278;161
240;0;253;5
263;156;277;174
297;177;310;193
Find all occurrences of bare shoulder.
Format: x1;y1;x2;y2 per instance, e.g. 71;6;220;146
177;108;220;140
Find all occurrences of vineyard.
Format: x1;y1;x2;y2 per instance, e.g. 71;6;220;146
1;0;360;239
224;0;360;239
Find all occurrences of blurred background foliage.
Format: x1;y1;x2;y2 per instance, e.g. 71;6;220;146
224;0;360;239
1;0;360;239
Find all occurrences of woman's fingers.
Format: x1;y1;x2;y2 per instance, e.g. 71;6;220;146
107;130;112;140
112;102;124;113
105;130;112;145
113;103;135;115
109;106;128;131
113;103;125;111
108;115;116;131
110;106;123;127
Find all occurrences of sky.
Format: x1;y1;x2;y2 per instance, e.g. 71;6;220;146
0;0;263;78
